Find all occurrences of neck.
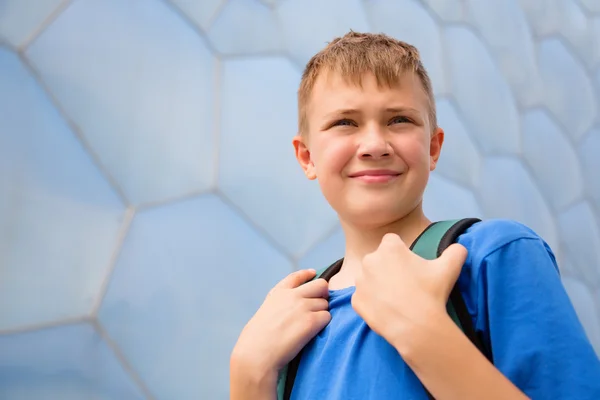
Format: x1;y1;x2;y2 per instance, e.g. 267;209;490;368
329;203;432;290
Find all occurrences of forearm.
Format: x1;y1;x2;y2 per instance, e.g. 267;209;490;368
230;354;278;400
394;313;529;400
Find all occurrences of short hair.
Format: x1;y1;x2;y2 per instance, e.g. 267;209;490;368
298;31;436;134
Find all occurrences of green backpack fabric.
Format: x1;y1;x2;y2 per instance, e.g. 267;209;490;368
276;218;493;400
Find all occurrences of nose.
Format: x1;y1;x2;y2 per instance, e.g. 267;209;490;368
358;128;393;160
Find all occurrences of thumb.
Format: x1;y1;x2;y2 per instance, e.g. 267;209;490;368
437;243;468;288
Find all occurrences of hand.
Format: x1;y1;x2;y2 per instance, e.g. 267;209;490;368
231;269;331;383
351;233;468;351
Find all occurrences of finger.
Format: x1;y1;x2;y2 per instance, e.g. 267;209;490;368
275;269;317;290
310;310;332;331
304;298;329;312
437;243;468;285
296;278;329;299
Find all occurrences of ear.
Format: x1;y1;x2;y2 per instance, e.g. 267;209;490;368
292;134;317;180
429;127;444;171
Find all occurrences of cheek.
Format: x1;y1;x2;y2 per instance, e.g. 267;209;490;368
313;138;353;176
395;136;430;168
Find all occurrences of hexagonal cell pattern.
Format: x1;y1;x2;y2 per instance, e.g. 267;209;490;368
478;157;559;254
423;174;484;223
98;194;293;399
522;109;584;210
466;0;542;107
0;48;124;331
558;0;599;68
365;0;446;95
218;56;338;257
3;1;600;397
25;0;218;206
558;202;600;287
277;0;370;67
580;129;600;207
435;99;482;188
0;0;63;48
538;38;597;142
422;0;466;22
443;26;521;155
518;0;563;36
207;0;283;55
562;277;600;353
0;323;145;399
580;0;600;13
169;0;223;32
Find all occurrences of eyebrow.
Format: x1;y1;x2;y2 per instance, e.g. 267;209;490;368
324;107;420;119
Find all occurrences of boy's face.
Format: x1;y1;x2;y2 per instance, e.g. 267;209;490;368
294;71;443;228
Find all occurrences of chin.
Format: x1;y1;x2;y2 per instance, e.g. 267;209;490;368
339;204;409;230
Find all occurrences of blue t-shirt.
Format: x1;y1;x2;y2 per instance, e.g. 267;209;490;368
291;219;600;399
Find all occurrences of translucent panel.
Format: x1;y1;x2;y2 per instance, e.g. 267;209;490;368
435;99;482;187
218;57;338;257
557;0;599;67
0;48;124;330
522;109;583;210
580;0;600;13
443;27;521;154
558;202;600;287
538;38;596;141
298;227;345;272
277;0;370;67
562;277;600;354
0;323;145;399
517;0;563;36
466;0;542;106
0;0;63;47
99;194;293;400
169;0;223;32
477;157;559;254
580;129;600;207
208;0;283;55
423;174;484;223
25;0;217;205
422;0;466;22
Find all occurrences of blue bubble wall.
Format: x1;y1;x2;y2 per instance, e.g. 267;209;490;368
1;0;599;398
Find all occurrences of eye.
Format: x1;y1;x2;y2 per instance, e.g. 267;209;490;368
332;118;356;127
389;116;412;125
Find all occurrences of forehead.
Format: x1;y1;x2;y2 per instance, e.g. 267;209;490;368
307;70;429;118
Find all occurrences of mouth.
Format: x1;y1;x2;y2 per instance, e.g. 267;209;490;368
348;169;402;183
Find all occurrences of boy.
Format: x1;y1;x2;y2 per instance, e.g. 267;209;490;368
230;32;600;399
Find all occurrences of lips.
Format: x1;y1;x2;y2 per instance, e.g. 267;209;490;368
348;169;401;178
348;169;402;183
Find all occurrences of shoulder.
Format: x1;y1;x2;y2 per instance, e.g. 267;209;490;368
456;218;557;268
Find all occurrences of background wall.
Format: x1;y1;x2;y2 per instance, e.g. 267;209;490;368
1;0;599;399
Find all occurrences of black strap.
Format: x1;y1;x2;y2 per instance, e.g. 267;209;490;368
437;218;492;363
283;259;343;400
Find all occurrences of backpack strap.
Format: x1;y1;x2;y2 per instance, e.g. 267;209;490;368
277;218;490;400
412;218;492;399
277;259;343;399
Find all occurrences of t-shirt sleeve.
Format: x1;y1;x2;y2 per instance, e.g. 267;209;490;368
474;235;600;399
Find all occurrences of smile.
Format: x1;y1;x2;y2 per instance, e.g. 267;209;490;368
348;169;402;183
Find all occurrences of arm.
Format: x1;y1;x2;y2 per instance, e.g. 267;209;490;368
228;269;331;400
230;353;278;400
397;234;600;399
394;310;528;400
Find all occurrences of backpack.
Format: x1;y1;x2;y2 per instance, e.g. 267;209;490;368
277;218;493;400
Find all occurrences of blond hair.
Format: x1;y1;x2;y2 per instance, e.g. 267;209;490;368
298;31;436;134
